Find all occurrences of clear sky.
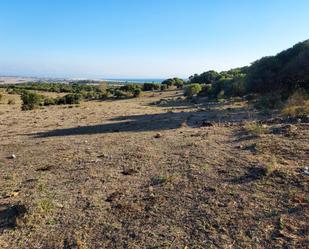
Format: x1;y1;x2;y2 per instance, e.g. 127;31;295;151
0;0;308;79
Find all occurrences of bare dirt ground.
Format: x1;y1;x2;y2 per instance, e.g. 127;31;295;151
0;77;38;85
0;90;308;248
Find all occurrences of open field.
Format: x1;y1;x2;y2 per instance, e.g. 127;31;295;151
0;90;308;248
0;77;39;85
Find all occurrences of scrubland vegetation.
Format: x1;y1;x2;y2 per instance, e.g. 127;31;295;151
4;39;307;116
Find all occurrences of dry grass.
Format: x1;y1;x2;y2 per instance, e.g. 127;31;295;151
282;90;309;118
244;121;269;135
0;90;308;248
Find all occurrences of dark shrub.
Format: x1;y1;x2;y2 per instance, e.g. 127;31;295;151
114;90;127;98
254;92;283;110
188;70;220;84
133;88;141;97
161;78;185;88
62;93;82;104
43;97;56;106
246;39;309;94
184;84;202;97
21;91;43;110
198;84;212;97
143;83;160;91
160;84;168;91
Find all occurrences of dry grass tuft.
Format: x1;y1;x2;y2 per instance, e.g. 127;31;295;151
244;122;268;135
282;90;309;118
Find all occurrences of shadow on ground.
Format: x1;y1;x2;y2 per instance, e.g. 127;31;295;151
31;112;195;138
0;204;26;231
30;100;259;138
227;166;268;184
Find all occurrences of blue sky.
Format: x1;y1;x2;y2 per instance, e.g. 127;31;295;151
0;0;308;79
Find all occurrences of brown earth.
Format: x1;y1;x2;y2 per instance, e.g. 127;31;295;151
0;90;308;249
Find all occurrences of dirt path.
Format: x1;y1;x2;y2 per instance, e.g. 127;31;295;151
0;90;308;248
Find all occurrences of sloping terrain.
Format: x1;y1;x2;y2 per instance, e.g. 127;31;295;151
0;90;308;248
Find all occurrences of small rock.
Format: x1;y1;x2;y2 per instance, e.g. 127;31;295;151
4;190;19;198
106;192;122;202
122;168;138;175
303;166;309;176
154;133;162;138
10;154;16;159
55;203;64;208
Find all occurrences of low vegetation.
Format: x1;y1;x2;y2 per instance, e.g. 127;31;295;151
244;122;269;136
184;83;202;97
184;39;309;117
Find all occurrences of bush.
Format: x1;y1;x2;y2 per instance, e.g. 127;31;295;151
224;76;246;97
133;88;141;97
246;40;309;94
160;84;168;91
281;89;309;118
43;97;56;106
114;90;127;99
244;122;269;135
56;93;82;105
119;84;142;97
254;92;283;110
188;70;220;84
120;84;141;92
143;83;160;91
198;84;212;97
161;78;185;88
21;91;43;110
184;84;202;97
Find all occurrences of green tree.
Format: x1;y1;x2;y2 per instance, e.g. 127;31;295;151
184;84;202;97
21;91;43;110
161;78;185;88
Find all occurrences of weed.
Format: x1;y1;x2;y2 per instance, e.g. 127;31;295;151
46;218;58;225
281;89;309;118
279;216;285;230
244;122;268;135
202;164;209;172
265;156;278;176
37;199;54;213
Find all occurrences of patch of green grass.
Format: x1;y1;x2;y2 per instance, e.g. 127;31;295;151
279;216;285;230
201;163;209;172
46;218;58;225
265;156;277;176
37;199;54;213
244;122;268;135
